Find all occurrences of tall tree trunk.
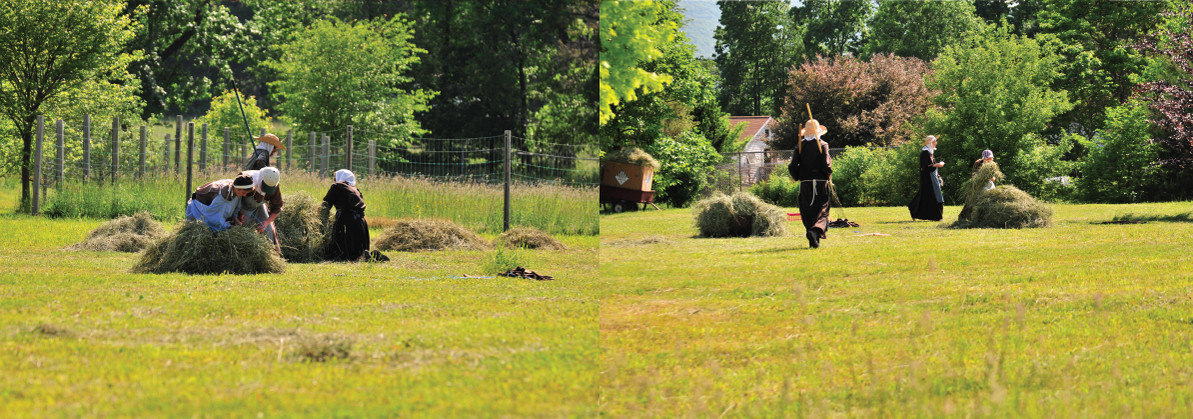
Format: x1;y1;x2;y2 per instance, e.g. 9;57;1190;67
19;113;34;213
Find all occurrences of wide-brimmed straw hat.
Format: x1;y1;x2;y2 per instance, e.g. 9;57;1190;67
800;119;828;137
255;133;286;150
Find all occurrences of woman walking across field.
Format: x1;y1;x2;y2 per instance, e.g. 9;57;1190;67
788;118;833;248
908;135;945;221
322;169;373;261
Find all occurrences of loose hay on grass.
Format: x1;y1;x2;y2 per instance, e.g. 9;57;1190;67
132;221;286;274
495;227;566;250
373;219;491;252
953;185;1053;229
694;192;788;238
68;211;165;252
273;192;332;262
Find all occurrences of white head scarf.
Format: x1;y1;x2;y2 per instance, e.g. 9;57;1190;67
922;135;937;153
334;169;356;187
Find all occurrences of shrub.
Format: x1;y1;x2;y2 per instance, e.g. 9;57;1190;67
68;211;165;252
824;144;919;206
373;219;491;252
647;131;720;207
1076;101;1163;203
693;192;788;238
747;170;799;207
133;222;286;274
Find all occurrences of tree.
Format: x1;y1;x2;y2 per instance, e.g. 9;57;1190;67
196;91;272;157
790;0;873;59
267;17;434;146
1076;101;1162;202
925;25;1074;202
600;0;677;125
775;54;937;150
0;0;141;212
1135;1;1193;197
865;0;985;62
714;0;802;116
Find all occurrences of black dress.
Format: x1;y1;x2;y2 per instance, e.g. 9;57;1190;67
788;138;832;237
322;181;370;261
908;149;944;221
243;148;270;170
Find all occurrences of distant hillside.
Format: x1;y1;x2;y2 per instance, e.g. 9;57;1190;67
677;0;719;58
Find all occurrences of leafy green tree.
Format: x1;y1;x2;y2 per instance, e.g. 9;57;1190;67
0;0;141;211
925;25;1074;202
600;0;677;125
196;91;272;156
646;131;721;207
790;0;873;59
267;17;434;146
715;0;802;116
865;0;985;61
1075;101;1162;202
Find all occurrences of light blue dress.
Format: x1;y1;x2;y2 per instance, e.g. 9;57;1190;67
185;192;242;231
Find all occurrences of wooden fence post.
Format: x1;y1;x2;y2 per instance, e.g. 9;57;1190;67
368;140;376;177
345;125;353;173
504;130;511;231
322;134;330;177
174;115;182;174
285;131;292;171
111;116;119;185
223;127;230;169
33;116;43;216
200;123;207;173
55;119;63;186
83;115;91;181
309;132;317;172
138;126;146;179
186;122;194;207
164;134;171;172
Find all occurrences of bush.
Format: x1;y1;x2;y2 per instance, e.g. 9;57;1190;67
68;211;165;252
647;131;721;207
1076;101;1163;203
953;185;1052;229
1006;134;1077;202
133;222;286;274
824;144;919;206
693;192;788;238
747;170;799;207
373;219;491;252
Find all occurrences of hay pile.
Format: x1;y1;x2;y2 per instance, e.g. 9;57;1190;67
273;192;332;262
955;163;1051;229
132;222;286;274
693;192;788;238
495;227;566;250
604;147;660;170
68;211;165;252
373;219;491;252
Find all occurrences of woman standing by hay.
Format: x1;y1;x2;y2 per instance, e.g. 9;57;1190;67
239;166;283;247
322;169;371;261
908;135;945;221
244;133;285;170
185;174;255;231
788;119;833;248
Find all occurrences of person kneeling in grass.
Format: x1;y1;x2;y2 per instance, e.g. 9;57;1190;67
185;174;254;231
322;169;376;261
239;166;283;248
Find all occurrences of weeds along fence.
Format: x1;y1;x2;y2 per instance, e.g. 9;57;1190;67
26;115;599;235
710;147;892;193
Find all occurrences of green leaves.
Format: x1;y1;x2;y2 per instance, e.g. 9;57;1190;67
599;0;677;125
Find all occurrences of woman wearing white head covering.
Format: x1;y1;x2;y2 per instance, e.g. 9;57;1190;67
908;135;946;221
322;169;372;261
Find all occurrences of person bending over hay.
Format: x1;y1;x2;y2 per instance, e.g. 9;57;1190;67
954;162;1052;229
322;169;379;261
68;211;165;252
693;192;787;238
132;222;286;274
185;175;255;231
237;167;284;249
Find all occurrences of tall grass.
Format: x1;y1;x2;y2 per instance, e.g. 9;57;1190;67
25;170;597;235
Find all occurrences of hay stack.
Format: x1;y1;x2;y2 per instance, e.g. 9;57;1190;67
68;211;166;252
954;163;1051;229
604;147;661;170
495;227;566;250
132;222;286;274
373;219;491;252
273;192;332;262
693;192;788;237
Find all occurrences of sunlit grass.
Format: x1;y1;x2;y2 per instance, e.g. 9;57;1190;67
599;202;1193;417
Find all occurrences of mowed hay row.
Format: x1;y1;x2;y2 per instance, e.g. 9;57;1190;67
373;219;492;252
956;185;1053;229
133;222;286;274
495;227;566;250
693;192;788;238
273;191;332;263
68;211;166;252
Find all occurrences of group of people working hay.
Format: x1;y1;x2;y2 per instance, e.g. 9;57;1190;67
140;133;380;274
786;116;1050;249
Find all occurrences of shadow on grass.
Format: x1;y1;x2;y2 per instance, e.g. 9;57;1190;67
1105;212;1193;224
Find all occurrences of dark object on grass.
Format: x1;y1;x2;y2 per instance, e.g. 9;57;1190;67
498;266;554;281
373;219;491;252
369;250;390;262
827;218;860;228
693;192;788;238
68;211;165;252
952;185;1052;229
495;227;566;250
132;221;286;274
273;192;331;262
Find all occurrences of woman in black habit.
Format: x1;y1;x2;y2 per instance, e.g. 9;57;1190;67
323;169;371;261
908;135;945;221
788;119;833;248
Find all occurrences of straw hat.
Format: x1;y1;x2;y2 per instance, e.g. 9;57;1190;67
800;119;828;137
255;133;286;150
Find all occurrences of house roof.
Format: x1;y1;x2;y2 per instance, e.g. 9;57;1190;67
728;116;775;145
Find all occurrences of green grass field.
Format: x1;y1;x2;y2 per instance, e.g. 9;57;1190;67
600;203;1193;417
0;216;597;416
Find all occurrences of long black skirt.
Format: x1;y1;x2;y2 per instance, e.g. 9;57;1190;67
326;209;370;261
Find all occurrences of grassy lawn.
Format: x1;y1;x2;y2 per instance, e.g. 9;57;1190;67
600;203;1193;417
0;216;597;417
